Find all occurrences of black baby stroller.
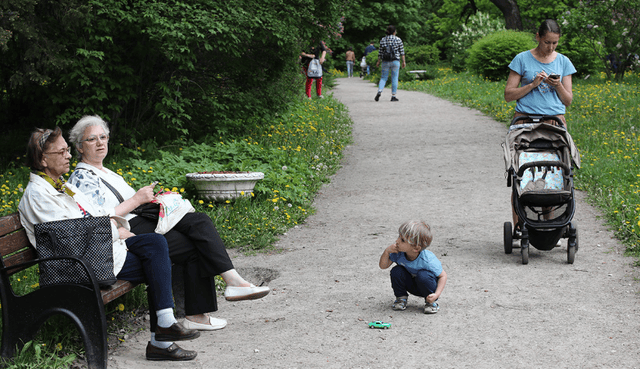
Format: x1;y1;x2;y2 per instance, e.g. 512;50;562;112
502;115;581;264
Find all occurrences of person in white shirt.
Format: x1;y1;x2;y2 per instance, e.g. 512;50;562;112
18;127;200;361
67;115;270;332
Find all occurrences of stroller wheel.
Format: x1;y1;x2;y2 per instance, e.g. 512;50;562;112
567;244;576;264
567;222;578;264
520;235;529;265
503;222;513;254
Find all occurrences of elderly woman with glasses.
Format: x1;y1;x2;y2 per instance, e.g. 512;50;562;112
18;127;200;361
67;115;270;332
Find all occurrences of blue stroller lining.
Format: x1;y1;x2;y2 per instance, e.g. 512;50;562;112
519;152;564;191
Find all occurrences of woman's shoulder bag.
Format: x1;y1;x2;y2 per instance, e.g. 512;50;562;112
34;216;117;288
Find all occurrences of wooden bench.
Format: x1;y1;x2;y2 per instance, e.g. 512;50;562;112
0;212;138;369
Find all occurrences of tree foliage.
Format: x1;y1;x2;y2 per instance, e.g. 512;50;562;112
561;0;640;80
0;0;348;161
336;0;442;61
449;11;505;71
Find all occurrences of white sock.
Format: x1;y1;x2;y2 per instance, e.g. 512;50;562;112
156;308;177;328
150;333;172;349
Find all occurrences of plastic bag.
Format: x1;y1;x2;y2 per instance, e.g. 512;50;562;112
154;191;195;234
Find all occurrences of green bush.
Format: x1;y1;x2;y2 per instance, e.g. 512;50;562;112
405;44;440;65
467;30;536;81
449;12;505;72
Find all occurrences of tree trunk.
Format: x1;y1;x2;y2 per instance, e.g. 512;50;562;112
489;0;523;30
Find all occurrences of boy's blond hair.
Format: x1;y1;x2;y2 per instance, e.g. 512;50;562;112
398;220;433;251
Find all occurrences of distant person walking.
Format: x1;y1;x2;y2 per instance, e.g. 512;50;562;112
375;25;406;102
300;42;327;99
346;47;356;78
363;42;376;75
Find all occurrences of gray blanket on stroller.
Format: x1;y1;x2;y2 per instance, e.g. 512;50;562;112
502;122;581;175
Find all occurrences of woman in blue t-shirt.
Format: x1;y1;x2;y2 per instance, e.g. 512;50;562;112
504;19;577;128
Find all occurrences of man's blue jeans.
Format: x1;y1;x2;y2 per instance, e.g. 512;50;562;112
390;265;438;298
378;60;401;95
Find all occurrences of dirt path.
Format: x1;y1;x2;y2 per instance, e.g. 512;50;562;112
109;77;640;368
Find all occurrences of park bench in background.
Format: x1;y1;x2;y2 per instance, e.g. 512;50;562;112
408;70;428;80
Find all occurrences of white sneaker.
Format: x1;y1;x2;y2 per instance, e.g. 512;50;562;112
424;302;439;314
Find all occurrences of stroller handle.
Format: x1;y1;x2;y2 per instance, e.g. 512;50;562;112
516;160;571;178
510;115;565;127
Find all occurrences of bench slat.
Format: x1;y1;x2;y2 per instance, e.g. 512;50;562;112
0;213;22;237
100;280;137;305
0;230;34;269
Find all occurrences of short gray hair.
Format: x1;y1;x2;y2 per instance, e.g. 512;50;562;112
69;115;111;161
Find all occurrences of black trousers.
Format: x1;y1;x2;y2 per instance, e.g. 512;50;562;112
129;212;235;315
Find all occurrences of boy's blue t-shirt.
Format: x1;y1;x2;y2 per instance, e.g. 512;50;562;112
508;50;577;115
389;249;443;277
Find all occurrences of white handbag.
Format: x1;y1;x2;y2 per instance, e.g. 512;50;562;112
154;191;195;234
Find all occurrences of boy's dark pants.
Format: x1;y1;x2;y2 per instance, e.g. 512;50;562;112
390;265;438;298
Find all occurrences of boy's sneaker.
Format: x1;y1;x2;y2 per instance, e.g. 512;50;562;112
374;91;381;101
390;96;399;102
392;297;408;311
424;302;439;314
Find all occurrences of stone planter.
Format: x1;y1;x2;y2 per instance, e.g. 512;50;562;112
186;171;264;201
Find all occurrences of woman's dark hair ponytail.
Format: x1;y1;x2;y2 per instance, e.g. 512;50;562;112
538;19;561;37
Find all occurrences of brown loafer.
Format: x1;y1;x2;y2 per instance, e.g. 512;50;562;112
146;342;197;361
155;322;201;342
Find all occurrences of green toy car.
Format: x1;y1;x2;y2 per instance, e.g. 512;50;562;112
368;321;391;329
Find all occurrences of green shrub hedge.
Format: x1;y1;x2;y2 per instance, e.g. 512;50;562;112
467;30;536;81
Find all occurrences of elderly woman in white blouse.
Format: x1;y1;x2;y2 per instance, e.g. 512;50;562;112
67;115;270;332
18;127;200;361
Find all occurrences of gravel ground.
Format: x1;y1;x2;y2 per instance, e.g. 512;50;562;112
107;77;640;369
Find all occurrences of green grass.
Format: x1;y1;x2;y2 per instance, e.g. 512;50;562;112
400;68;640;259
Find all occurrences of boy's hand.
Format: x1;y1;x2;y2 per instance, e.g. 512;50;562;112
386;242;399;254
426;293;438;304
379;242;398;269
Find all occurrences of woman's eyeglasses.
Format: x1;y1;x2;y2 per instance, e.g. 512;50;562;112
82;134;109;144
44;147;71;156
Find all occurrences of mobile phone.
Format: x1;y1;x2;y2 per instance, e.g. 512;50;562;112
549;74;560;80
151;181;159;186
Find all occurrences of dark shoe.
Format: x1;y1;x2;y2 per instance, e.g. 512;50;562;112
374;91;381;101
155;323;201;342
146;342;197;361
391;96;399;102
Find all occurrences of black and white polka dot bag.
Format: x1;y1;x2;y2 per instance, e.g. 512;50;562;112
34;216;117;288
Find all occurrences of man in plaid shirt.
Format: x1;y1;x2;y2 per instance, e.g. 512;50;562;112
375;25;406;102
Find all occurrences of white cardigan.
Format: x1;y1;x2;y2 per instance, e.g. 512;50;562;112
18;173;128;275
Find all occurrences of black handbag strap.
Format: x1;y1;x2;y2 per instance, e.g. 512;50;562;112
76;167;125;203
47;224;95;244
